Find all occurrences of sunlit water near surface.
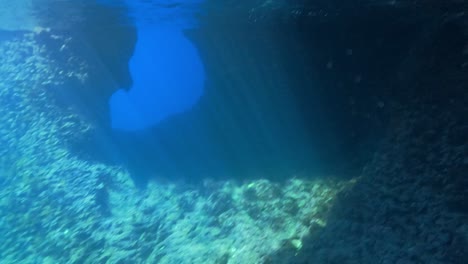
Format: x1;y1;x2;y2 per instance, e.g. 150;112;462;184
0;0;467;263
108;27;205;131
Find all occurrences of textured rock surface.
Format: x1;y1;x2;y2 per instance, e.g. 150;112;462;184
267;97;468;263
264;1;468;261
1;1;467;263
0;31;350;263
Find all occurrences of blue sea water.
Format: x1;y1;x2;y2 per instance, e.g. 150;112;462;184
109;27;205;131
1;0;466;263
0;1;339;262
103;0;206;131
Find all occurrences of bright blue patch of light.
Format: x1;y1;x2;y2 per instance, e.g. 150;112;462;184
108;0;205;132
109;27;205;131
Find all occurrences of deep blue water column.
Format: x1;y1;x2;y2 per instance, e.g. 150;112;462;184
109;27;205;131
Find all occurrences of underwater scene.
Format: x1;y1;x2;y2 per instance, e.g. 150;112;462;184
0;0;467;263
